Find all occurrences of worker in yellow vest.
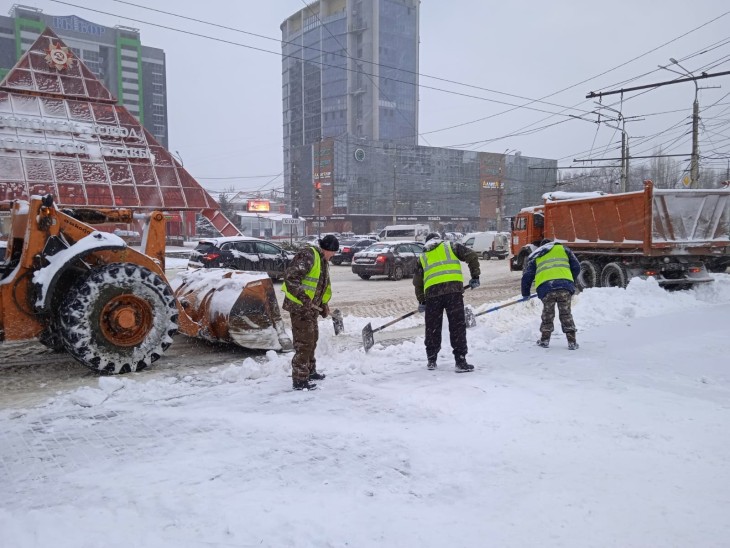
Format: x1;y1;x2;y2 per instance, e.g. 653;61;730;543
282;234;339;390
521;238;581;349
414;232;480;371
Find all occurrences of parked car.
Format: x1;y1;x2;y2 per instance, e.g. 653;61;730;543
377;224;430;242
351;241;424;280
294;235;320;248
188;237;295;281
294;233;340;249
461;231;509;260
331;238;375;265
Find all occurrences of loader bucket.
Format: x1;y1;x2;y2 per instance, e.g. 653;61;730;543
171;269;293;352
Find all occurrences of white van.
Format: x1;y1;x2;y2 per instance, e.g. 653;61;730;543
461;231;510;260
378;224;430;242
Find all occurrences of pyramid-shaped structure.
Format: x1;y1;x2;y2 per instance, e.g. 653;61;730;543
0;28;237;234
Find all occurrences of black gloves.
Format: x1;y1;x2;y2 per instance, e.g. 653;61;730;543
418;303;426;313
469;277;480;289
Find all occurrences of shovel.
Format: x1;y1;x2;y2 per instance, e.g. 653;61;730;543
314;305;345;335
466;294;538;328
362;284;476;351
331;308;344;335
362;309;420;353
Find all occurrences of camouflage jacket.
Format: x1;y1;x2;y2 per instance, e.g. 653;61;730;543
282;245;331;317
413;240;480;303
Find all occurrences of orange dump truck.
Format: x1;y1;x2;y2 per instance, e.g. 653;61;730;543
510;181;730;288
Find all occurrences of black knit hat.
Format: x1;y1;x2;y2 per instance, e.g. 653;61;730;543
425;232;441;242
319;234;339;251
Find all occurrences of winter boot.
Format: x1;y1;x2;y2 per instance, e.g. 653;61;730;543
567;332;579;350
536;334;550;348
309;372;326;381
293;379;317;391
455;356;474;373
427;358;437;371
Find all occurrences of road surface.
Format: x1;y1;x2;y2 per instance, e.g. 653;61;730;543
0;257;521;408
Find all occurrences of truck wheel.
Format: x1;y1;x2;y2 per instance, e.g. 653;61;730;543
358;274;371;280
578;260;601;289
600;262;629;289
58;263;178;374
390;265;404;281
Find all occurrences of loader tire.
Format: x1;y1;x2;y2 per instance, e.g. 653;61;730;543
58;263;178;374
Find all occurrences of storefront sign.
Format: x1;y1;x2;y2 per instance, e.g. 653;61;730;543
0;136;149;159
0;115;142;140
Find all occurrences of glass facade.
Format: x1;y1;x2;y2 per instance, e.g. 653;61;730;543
281;1;557;232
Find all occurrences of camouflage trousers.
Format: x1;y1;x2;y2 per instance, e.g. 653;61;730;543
289;311;319;382
540;289;576;337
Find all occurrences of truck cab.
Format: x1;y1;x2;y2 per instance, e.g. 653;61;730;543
509;207;545;271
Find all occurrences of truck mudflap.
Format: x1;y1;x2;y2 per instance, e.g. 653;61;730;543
171;269;293;352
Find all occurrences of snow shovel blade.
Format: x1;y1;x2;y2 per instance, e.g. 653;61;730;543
361;309;419;353
362;322;375;352
332;308;344;335
464;305;476;328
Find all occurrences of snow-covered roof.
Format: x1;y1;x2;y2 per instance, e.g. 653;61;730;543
198;236;265;246
543;191;608;201
236;211;295;222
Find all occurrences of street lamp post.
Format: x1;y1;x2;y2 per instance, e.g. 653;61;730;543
498;149;516;231
667;58;700;188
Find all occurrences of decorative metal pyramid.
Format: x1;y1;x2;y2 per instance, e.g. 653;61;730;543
0;27;238;236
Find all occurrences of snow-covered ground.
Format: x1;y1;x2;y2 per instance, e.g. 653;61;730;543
1;275;729;547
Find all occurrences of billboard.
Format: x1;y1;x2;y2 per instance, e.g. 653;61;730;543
247;199;270;212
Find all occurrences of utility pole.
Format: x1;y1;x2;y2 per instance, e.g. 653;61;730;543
316;138;322;237
660;59;701;188
593;105;643;193
392;163;397;224
690;92;700;188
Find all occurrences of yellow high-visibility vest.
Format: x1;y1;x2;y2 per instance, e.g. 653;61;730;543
534;245;573;287
420;242;463;291
282;247;332;304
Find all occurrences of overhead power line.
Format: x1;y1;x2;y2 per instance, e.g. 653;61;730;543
49;0;589;122
587;70;730;98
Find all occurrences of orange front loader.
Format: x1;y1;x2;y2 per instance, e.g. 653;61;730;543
0;195;292;374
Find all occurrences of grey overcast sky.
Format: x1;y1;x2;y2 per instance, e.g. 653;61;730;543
7;0;730;195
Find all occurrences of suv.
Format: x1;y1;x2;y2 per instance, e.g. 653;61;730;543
351;241;424;280
188;237;295;281
331;238;375;265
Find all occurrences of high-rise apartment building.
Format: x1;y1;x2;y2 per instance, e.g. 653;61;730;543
0;5;168;147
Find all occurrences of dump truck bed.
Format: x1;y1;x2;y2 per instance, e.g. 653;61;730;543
544;185;730;257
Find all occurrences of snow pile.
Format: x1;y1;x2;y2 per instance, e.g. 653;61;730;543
1;274;729;547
